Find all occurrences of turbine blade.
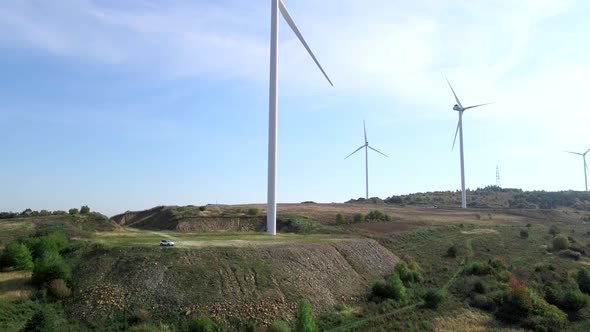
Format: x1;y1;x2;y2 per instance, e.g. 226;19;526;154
344;145;365;159
279;0;333;87
452;121;460;151
564;150;583;156
584;148;590;156
445;77;463;109
464;102;495;110
368;146;388;157
363;120;367;143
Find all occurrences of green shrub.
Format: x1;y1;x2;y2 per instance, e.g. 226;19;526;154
68;208;79;215
80;205;90;214
394;262;422;285
386;273;407;301
553;234;570;250
423;289;444;309
577;268;590;294
247;208;260;216
32;251;71;286
269;320;290;332
189;315;214;332
562;290;588;312
365;210;391;221
335;213;346;224
1;242;33;270
198;206;207;211
48;279;71;299
296;298;316;332
353;213;365;223
520;230;529;239
447;246;457;258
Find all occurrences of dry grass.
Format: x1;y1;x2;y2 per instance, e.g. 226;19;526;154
433;308;521;332
460;229;499;235
0;271;34;300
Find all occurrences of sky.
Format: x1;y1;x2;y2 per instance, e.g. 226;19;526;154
0;0;589;216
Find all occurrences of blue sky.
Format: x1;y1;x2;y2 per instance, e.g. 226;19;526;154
0;0;589;216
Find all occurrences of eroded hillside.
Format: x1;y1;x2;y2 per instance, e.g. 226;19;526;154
68;238;399;327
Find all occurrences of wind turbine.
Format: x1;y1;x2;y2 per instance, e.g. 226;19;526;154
345;121;388;200
564;148;590;191
267;0;333;235
446;78;492;209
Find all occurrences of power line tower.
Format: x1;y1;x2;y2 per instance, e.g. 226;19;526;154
496;165;501;187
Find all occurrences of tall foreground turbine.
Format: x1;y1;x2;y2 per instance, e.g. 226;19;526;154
564;148;590;191
345;121;388;199
446;78;492;208
267;0;333;235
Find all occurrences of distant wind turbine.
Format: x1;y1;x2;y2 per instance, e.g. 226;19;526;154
345;121;388;200
564;148;590;191
267;0;333;235
446;78;493;209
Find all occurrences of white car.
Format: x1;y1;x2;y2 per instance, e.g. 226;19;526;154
159;239;175;246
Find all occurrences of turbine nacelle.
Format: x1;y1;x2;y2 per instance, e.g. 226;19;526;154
453;104;461;111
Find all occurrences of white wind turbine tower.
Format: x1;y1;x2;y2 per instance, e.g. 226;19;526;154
564;148;590;191
446;78;492;208
345;121;388;200
267;0;333;235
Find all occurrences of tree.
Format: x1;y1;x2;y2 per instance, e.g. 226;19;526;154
32;251;71;286
335;213;346;224
577;268;590;294
1;242;33;270
80;206;90;214
447;246;457;258
553;234;570;250
353;213;365;223
386;273;407;301
296;298;316;332
68;208;79;215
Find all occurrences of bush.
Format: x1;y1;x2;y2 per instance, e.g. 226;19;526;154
549;226;559;236
553;234;570;250
335;213;346;225
296;298;316;332
189;315;214;332
559;249;581;260
353;213;365;223
52;210;67;216
423;289;444;309
68;208;79;215
32;251;71;286
269;320;290;332
395;262;422;285
247;208;260;216
562;290;588;312
80;205;90;214
48;279;71;299
198;206;207;211
520;230;529;239
577;268;590;294
365;210;391;221
447;246;457;258
1;242;33;270
372;272;412;302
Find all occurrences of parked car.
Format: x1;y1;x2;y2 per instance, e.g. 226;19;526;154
160;239;175;246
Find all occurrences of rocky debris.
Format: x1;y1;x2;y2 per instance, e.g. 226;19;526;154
78;284;125;320
183;297;297;326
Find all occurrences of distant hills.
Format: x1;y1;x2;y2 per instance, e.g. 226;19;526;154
348;186;590;210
